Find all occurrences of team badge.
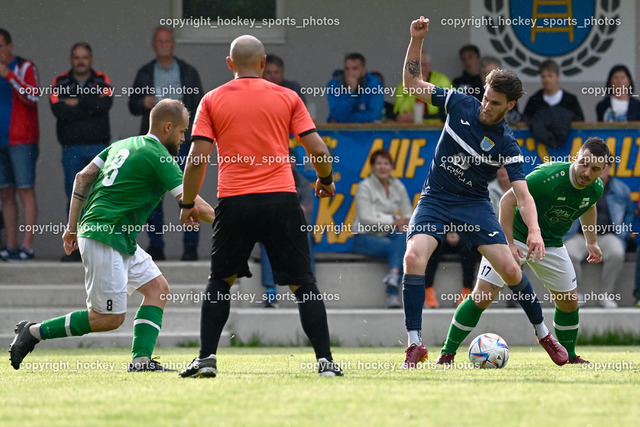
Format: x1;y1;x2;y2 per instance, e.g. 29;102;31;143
481;137;495;152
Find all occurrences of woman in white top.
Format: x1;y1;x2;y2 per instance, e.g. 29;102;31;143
352;149;413;308
596;64;640;122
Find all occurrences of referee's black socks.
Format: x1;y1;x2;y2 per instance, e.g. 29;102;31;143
294;284;333;361
199;277;231;359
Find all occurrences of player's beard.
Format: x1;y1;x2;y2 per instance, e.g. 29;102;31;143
166;141;180;157
479;106;508;126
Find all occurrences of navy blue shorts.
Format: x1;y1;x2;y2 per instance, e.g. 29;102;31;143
408;195;507;250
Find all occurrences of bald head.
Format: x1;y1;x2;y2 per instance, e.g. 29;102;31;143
149;99;189;155
150;99;188;128
229;35;264;67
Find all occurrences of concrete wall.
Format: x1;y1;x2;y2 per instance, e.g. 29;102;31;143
2;0;640;259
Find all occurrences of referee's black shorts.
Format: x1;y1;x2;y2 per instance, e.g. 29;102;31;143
209;192;315;286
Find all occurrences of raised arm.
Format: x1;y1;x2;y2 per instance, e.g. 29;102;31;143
403;17;436;105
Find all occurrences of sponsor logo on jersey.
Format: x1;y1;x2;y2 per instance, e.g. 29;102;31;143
460;119;470;126
439;153;473;187
451;152;471;170
579;197;590;209
545;205;578;223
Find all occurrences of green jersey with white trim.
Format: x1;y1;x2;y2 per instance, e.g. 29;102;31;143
78;134;183;255
513;162;604;247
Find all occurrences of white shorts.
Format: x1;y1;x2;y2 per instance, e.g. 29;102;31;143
78;237;162;314
477;240;577;293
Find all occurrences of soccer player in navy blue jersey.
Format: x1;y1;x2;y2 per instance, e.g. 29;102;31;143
399;17;565;368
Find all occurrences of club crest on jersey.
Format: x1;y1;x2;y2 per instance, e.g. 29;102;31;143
481;137;495;152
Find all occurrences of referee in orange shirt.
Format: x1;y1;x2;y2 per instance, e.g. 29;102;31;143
178;35;342;378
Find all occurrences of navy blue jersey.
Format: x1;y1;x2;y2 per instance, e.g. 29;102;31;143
423;87;525;201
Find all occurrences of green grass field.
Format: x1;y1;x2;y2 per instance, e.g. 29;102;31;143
2;346;638;426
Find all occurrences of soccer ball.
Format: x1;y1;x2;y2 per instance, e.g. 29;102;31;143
468;333;509;369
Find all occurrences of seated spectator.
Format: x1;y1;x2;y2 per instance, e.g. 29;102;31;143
263;54;306;103
453;44;483;100
352;149;413;308
261;165;315;308
480;56;522;125
423;232;481;308
371;71;396;122
488;165;511;216
565;164;634;308
524;59;584;149
326;53;383;123
393;52;451;125
596;64;640;122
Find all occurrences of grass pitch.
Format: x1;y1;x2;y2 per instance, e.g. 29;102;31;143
1;346;638;426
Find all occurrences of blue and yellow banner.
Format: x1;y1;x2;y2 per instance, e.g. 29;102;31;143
293;126;640;252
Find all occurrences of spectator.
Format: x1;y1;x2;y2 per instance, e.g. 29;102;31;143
596;64;640;122
326;52;383;123
480;56;522;125
523;59;584;149
129;27;203;261
0;28;39;261
263;54;305;103
371;71;396;122
565;164;634;308
394;52;451;125
50;42;113;262
453;44;483;101
352;149;413;308
261;165;315;308
423;232;481;308
488;165;511;215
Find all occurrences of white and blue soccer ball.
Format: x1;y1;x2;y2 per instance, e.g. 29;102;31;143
468;333;509;369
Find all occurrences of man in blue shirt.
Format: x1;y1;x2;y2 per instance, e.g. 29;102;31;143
399;17;560;368
326;53;383;123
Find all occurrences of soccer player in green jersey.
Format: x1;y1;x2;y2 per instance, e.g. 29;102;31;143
437;137;610;366
9;99;214;371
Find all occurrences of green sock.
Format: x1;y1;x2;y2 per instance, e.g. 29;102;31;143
441;297;485;355
554;307;579;358
39;310;92;340
131;305;163;359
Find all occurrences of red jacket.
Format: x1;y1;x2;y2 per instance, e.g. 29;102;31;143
1;56;40;146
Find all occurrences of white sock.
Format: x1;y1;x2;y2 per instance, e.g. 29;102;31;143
408;330;422;346
29;324;42;341
533;322;549;339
